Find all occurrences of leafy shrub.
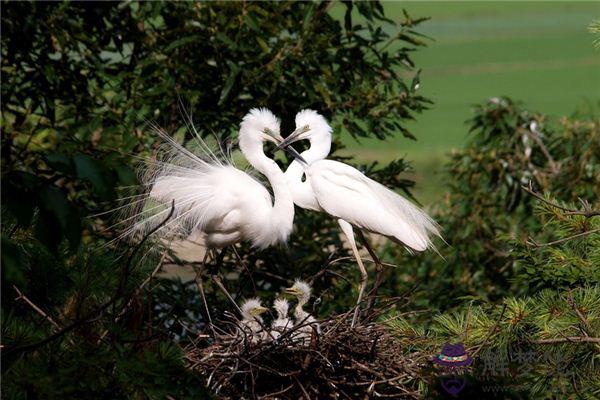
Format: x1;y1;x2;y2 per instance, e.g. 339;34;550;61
1;2;430;397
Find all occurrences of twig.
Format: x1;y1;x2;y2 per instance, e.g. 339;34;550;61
294;376;311;400
526;228;600;248
119;251;168;319
471;303;507;358
13;286;60;329
531;337;600;344
522;183;600;218
567;290;591;336
525;125;559;175
4;202;176;358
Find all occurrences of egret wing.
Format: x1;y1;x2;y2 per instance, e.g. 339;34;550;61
135;165;272;240
309;160;439;251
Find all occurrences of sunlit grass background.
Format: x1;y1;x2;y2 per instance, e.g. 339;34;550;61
335;1;600;204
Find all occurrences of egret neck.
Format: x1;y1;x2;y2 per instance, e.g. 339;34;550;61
238;130;294;240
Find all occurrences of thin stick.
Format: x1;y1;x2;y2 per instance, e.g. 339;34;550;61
471;303;507;358
6;202;176;358
525;126;559;175
13;286;60;329
195;262;217;338
526;228;600;248
532;337;600;344
211;248;242;315
522;183;600;218
567;290;591;335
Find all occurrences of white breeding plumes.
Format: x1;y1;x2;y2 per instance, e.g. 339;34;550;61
125;108;297;250
239;298;268;343
270;298;292;340
278;110;442;326
284;280;320;344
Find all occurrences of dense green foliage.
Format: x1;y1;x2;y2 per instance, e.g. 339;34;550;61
1;2;430;397
2;1;598;398
385;100;599;397
381;98;600;310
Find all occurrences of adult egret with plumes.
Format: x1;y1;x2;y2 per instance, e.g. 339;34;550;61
127;108;305;309
239;298;269;343
278;110;441;327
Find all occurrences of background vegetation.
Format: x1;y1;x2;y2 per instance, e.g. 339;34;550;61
335;1;600;203
2;1;599;399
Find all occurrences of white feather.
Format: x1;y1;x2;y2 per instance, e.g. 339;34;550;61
121;108;295;250
284;110;441;252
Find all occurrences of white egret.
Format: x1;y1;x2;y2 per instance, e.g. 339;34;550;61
129;108;305;311
239;298;269;343
284;280;320;344
270;298;292;340
278;110;441;327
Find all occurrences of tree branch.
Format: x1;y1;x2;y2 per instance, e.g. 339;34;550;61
522;183;600;218
13;286;60;330
4;202;176;358
526;228;600;248
531;337;600;344
471;303;507;358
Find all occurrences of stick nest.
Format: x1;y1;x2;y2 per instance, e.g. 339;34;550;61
185;311;425;399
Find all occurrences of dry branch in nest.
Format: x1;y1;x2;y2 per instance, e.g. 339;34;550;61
185;309;425;399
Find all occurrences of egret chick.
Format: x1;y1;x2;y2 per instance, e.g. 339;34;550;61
239;298;269;344
270;298;292;340
284;280;320;344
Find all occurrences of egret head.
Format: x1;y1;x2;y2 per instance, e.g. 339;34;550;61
241;298;269;318
239;108;306;163
277;109;332;158
284;279;312;304
239;108;283;147
273;298;290;317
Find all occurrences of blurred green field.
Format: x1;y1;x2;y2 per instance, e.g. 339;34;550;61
337;1;600;204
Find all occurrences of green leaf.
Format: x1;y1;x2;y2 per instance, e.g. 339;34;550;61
302;3;316;32
45;153;74;174
164;35;200;52
74;154;105;193
218;64;240;106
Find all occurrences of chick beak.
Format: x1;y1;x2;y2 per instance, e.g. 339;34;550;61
256;306;269;314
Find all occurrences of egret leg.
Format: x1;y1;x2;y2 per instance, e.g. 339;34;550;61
356;230;385;314
338;219;367;328
210;248;242;314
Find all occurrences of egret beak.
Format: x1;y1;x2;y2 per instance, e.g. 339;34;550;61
256;306;269;314
262;128;284;144
276;124;311;150
282;145;307;165
284;287;299;296
262;128;305;163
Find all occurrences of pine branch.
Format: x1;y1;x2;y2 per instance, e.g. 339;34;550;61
4;202;176;358
567;289;592;335
526;228;600;248
522;183;600;218
13;286;61;330
531;337;600;344
471;303;507;357
526;124;559;175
